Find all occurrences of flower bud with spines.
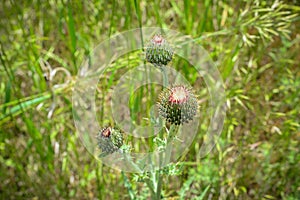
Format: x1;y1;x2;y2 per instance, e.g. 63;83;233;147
97;127;123;154
145;34;173;67
157;85;198;125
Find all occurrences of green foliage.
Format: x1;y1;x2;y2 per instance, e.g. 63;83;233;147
0;0;299;199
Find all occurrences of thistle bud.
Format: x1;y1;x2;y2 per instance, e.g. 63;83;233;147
157;85;198;125
97;127;123;154
145;34;173;66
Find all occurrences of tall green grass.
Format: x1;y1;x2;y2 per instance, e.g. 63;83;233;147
0;0;299;199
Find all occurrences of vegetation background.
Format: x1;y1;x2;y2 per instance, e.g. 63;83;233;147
0;0;299;199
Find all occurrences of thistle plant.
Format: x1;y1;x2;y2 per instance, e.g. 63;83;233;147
97;33;200;199
157;85;198;125
119;34;200;200
97;127;123;156
145;34;173;67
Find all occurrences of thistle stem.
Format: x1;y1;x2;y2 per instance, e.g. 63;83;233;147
154;66;168;200
165;125;180;170
156;174;163;199
161;66;168;87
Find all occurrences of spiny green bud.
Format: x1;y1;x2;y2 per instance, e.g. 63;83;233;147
145;34;173;67
97;127;123;154
157;85;198;125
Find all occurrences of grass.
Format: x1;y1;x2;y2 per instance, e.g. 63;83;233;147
0;0;300;199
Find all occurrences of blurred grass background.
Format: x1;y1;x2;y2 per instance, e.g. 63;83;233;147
0;0;299;199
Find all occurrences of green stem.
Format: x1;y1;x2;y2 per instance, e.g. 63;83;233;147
152;65;169;200
156;174;162;199
164;125;178;166
123;153;143;173
145;178;156;199
161;66;168;87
